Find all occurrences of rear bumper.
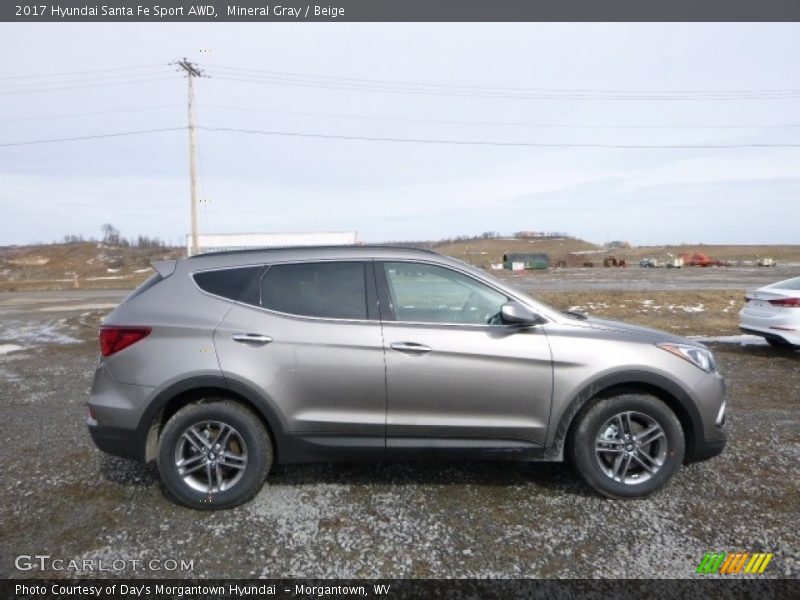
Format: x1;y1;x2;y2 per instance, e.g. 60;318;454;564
86;364;156;462
740;312;800;345
88;424;143;461
740;326;799;346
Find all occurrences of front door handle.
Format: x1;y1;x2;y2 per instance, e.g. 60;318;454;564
390;342;432;355
232;333;273;346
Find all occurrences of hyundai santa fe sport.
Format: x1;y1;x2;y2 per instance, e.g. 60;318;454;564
87;246;727;509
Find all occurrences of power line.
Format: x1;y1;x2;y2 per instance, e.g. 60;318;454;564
209;74;800;102
0;104;182;123
0;76;176;95
202;63;800;96
3;124;799;149
197;125;800;148
0;63;170;80
0;127;185;147
0;68;172;90
202;103;800;130
204;66;800;101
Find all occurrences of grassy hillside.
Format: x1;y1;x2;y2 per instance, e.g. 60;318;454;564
434;238;800;267
0;242;183;291
433;237;600;267
2;237;799;292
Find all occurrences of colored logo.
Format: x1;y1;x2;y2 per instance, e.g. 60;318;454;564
696;552;773;575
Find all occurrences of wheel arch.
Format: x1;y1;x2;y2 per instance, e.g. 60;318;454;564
136;375;288;463
551;370;702;463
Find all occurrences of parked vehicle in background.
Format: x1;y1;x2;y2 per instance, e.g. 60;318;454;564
639;257;664;268
757;257;777;267
681;253;730;267
87;246;727;509
740;276;800;348
665;256;684;269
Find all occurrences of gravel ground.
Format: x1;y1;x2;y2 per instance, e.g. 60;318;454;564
0;288;798;580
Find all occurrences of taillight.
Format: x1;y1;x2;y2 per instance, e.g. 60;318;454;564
768;298;800;308
99;326;151;357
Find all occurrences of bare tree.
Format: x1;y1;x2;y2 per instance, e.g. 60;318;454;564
101;223;121;246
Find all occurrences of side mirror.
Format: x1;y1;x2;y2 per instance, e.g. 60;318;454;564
501;301;541;326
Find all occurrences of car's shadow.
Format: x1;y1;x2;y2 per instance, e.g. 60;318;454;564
100;455;595;498
709;342;799;358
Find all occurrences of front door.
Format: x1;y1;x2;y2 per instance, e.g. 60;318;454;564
377;261;553;454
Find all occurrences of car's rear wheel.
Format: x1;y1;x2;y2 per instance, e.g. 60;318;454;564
569;393;684;498
157;400;272;510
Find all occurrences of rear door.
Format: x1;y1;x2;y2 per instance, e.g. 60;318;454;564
377;260;553;454
212;261;387;457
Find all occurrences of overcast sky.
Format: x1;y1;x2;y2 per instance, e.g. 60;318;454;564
1;23;799;247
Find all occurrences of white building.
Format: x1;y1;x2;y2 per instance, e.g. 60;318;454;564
186;232;359;256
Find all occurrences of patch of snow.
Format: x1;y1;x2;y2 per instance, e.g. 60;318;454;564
134;268;152;273
36;303;117;312
689;334;768;346
107;268;120;273
681;304;705;313
0;344;24;354
0;320;81;345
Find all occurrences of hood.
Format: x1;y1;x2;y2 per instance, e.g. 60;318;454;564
583;316;699;346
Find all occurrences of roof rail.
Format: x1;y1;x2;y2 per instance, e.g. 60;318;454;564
188;244;441;259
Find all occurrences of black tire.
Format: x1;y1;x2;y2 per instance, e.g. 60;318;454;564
157;400;272;510
568;393;685;499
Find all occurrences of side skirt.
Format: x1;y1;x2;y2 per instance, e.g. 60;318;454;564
277;434;552;464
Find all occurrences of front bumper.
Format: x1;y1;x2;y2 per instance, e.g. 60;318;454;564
683;368;727;463
690;435;726;462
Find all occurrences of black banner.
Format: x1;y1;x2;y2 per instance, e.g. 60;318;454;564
3;579;800;600
4;0;800;23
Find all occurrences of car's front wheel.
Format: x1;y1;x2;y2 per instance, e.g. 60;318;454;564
157;400;272;510
569;393;684;498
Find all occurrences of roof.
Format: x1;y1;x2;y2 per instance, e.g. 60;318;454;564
181;245;444;270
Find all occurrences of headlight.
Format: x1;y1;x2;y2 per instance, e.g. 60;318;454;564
657;343;716;373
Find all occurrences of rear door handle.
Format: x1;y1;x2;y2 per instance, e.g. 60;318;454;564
390;342;432;355
232;333;273;346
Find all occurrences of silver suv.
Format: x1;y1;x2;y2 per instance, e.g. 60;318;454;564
87;246;726;509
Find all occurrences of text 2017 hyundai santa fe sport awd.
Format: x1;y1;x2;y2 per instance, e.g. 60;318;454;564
87;246;726;509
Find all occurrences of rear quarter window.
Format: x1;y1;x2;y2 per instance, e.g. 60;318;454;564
193;266;262;301
260;262;368;320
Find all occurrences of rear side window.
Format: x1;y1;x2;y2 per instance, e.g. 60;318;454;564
193;266;261;301
260;262;368;320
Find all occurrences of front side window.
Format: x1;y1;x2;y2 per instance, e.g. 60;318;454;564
260;262;368;320
383;262;508;324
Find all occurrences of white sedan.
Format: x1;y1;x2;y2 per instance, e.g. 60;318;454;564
740;276;800;348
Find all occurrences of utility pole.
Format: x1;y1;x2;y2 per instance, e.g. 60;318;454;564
177;59;203;256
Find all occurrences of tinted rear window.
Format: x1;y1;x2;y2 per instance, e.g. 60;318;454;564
260;262;367;320
193;266;261;301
